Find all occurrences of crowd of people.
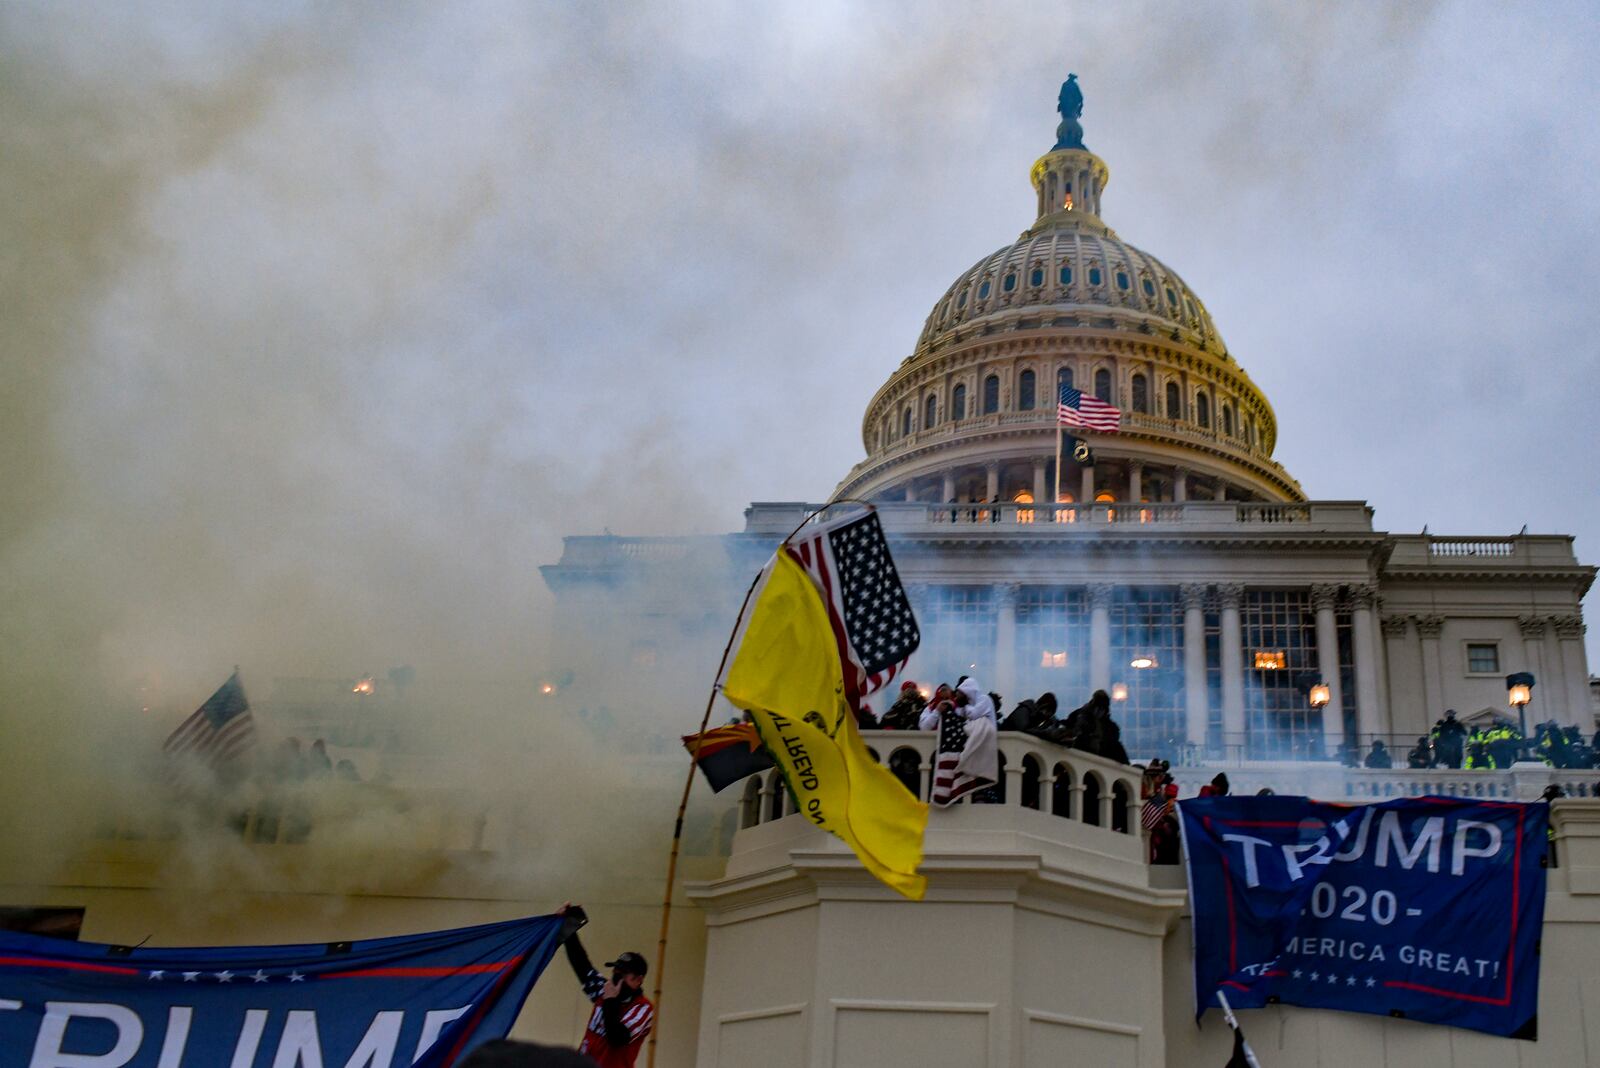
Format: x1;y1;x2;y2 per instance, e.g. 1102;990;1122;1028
1390;710;1600;771
870;679;1132;764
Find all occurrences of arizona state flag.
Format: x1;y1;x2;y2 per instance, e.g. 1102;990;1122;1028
682;723;774;792
722;549;928;899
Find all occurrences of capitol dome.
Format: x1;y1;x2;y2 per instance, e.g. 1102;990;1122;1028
835;82;1302;508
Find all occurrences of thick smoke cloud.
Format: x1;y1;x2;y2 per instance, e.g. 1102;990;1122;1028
2;1;1598;882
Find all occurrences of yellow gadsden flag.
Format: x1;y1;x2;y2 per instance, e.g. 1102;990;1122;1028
722;551;928;899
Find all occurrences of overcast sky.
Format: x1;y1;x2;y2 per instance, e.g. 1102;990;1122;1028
4;0;1599;713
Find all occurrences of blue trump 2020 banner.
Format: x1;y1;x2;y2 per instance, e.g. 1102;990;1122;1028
1180;795;1547;1039
0;914;569;1066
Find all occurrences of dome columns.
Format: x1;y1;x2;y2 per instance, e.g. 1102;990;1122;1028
1031;148;1109;222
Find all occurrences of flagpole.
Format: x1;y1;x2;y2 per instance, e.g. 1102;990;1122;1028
1053;422;1062;514
1216;991;1262;1068
646;498;875;1068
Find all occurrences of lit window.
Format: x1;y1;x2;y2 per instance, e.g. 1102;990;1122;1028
1041;650;1068;668
1467;644;1500;673
1059;265;1073;285
1014;490;1034;524
1115;271;1130;291
1055;491;1076;523
979;280;992;299
1254;651;1286;670
1030;267;1044;287
1088;267;1103;286
1003;273;1017;293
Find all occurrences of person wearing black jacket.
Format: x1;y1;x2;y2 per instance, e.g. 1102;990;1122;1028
556;904;654;1067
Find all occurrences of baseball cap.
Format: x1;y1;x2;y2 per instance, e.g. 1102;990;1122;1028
606;952;648;977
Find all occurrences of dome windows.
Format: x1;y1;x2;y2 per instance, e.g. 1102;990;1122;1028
982;374;1000;414
952;383;967;421
1165;382;1181;418
1196;392;1211;429
1131;374;1149;414
1222;403;1234;437
1003;273;1017;293
1165;286;1177;306
1115;271;1130;291
1142;277;1156;298
1019;369;1036;411
924;395;937;430
1059;265;1073;285
1058;366;1073;394
1030;267;1045;287
978;280;992;299
902;408;914;438
1093;368;1111;403
957;287;969;309
1088;267;1103;286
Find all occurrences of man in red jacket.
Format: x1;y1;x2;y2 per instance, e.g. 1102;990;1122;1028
557;904;654;1067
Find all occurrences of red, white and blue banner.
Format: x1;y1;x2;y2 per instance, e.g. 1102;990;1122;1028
1179;795;1547;1039
0;914;568;1066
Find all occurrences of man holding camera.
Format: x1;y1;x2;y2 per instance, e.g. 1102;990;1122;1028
556;904;654;1067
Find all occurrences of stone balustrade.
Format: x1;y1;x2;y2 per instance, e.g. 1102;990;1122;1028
1169;761;1600;803
737;728;1146;836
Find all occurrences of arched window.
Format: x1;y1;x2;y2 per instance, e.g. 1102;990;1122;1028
1222;403;1233;437
952;384;967;421
1057;366;1073;395
1002;272;1017;293
1142;277;1156;297
1131;374;1148;413
982;374;999;414
1196;392;1211;429
1018;370;1036;411
1059;264;1073;285
902;407;913;438
1093;368;1111;403
957;287;968;309
978;280;992;299
1166;382;1182;419
1115;271;1130;291
1030;267;1044;287
924;395;937;429
1088;266;1103;286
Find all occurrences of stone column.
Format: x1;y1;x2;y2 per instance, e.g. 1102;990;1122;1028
1540;616;1571;722
995;583;1020;701
1031;460;1047;506
1349;584;1383;738
1174;467;1189;503
1312;584;1346;757
903;483;915;502
1554;615;1590;728
1089;583;1113;693
1181;583;1208;748
941;472;956;504
985;462;1000;503
1128;461;1143;503
1213;480;1228;501
1218;584;1246;755
1080;464;1095;506
1380;615;1409;733
1415;615;1446;725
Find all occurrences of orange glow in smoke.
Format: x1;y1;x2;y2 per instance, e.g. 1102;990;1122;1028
352;677;375;695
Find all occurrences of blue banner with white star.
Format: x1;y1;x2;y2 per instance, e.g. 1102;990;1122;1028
0;914;568;1066
1180;795;1547;1039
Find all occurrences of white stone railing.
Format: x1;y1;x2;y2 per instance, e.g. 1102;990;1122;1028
744;499;1370;535
1168;761;1600;803
737;729;1146;836
1427;537;1517;557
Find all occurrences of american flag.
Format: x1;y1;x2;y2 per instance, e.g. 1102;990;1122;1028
786;509;920;708
1058;384;1122;432
163;671;255;768
930;710;990;806
1141;795;1171;831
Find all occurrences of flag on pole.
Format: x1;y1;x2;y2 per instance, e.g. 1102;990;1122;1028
721;511;928;899
1058;384;1122;432
681;722;774;793
785;509;919;706
163;670;255;768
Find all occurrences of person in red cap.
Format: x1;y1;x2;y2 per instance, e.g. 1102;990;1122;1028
556;904;653;1066
879;681;927;731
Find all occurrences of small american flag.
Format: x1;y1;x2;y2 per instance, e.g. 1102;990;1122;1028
1059;384;1122;432
163;671;255;768
930;711;991;806
787;509;920;707
1141;795;1171;831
